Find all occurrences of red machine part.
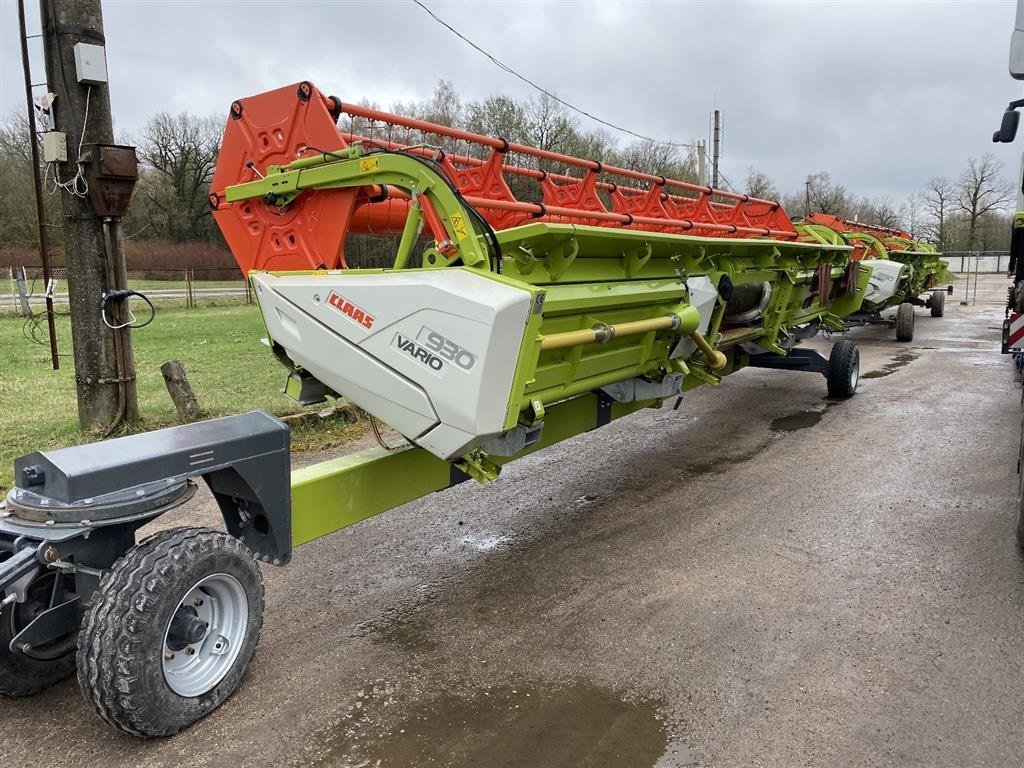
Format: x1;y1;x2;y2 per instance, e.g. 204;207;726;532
804;213;913;242
212;82;800;273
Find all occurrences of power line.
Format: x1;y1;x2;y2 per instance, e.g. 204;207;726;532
410;0;693;150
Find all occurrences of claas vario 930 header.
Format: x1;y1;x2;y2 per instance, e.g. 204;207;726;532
796;213;950;342
3;81;873;736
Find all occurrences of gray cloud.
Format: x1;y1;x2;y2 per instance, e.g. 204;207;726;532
2;0;1022;202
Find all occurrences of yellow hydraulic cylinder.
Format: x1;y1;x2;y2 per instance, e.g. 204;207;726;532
537;304;723;369
539;315;679;351
688;330;727;370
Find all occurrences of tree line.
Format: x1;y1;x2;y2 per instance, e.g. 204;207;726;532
0;80;1016;265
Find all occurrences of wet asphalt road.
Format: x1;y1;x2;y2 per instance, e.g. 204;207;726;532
2;303;1023;768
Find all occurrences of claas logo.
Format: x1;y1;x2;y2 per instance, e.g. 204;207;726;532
327;292;374;329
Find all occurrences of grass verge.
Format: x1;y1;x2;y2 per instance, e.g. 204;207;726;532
0;303;363;492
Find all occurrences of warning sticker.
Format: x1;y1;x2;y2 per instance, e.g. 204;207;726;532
359;157;380;173
450;214;469;241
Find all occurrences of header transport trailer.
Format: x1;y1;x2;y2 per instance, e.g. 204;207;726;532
796;213;950;343
2;82;869;737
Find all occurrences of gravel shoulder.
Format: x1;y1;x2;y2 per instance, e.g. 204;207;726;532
2;305;1021;768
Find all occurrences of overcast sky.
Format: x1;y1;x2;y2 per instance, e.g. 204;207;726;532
1;0;1022;203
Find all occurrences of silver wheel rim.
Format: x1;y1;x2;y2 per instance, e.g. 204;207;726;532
850;355;860;390
162;573;248;698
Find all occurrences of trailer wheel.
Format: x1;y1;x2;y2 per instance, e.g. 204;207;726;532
895;302;914;342
0;571;78;697
930;290;945;318
826;338;860;398
77;527;264;737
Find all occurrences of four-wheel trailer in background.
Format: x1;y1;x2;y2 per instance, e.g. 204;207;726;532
796;213;951;343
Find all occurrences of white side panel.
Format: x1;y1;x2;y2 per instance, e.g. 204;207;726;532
256;281;439;439
862;259;906;305
254;270;534;459
670;275;717;359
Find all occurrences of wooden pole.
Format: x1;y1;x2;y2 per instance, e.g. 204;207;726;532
160;360;203;421
40;0;138;428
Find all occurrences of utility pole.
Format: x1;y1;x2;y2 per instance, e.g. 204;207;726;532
804;177;813;216
40;0;138;430
711;109;721;189
697;139;707;186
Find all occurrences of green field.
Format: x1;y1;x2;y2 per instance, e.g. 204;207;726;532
1;277;245;303
0;304;361;492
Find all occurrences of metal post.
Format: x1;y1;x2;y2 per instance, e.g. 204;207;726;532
712;109;721;189
18;0;59;369
805;177;812;217
15;268;31;317
40;0;137;428
972;252;980;306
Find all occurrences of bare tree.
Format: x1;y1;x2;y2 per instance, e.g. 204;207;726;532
922;176;954;250
136;112;221;242
0;112;39;248
901;191;925;238
424;80;460;127
524;94;576;168
866;196;902;229
464;95;528;145
805;171;851;216
615;138;679;176
957;154;1013;250
744;167;779;200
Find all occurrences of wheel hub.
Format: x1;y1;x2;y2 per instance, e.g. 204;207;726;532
162;573;248;698
166;606;210;651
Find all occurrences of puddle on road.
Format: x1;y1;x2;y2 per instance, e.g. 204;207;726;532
861;350;919;379
770;409;824;432
371;611;437;653
683;438;774;476
325;681;669;768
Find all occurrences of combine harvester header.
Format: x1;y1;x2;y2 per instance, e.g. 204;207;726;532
796;212;949;341
207;82;870;464
210;82;799;274
3;81;875;737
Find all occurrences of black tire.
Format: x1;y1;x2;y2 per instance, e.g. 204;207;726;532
1018;479;1024;548
0;570;78;697
826;338;860;398
930;289;945;318
895;302;914;342
1018;410;1024;549
77;527;264;737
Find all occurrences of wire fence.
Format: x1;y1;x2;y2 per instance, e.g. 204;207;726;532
943;253;1012;306
941;251;1010;274
2;266;252;317
3;251;1015;317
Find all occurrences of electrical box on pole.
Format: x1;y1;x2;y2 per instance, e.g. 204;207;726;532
40;0;139;430
72;42;107;84
41;131;66;162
